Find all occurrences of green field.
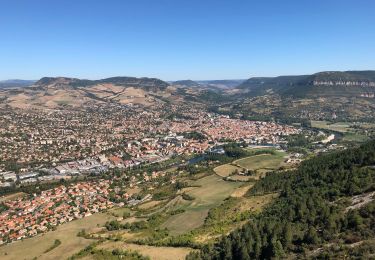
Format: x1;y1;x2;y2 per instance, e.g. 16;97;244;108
233;151;286;172
311;120;373;143
161;174;242;235
0;213;115;260
311;120;351;133
342;132;370;142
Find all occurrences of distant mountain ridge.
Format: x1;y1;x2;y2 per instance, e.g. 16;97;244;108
237;70;375;97
0;76;177;109
35;76;170;92
0;79;36;89
172;79;244;89
172;80;201;87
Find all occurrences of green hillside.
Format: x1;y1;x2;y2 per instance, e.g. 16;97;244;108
188;140;375;259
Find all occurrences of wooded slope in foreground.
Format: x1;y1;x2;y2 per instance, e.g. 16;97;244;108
188;140;375;259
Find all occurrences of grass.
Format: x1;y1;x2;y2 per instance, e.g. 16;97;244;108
214;164;241;177
97;241;194;260
44;239;61;253
161;174;242;235
240;193;278;213
312;120;373;143
0;212;115;260
108;207;133;218
311;120;351;133
231;184;254;197
233;151;286;172
214;150;286;181
138;200;165;210
192;192;278;243
342;132;370;142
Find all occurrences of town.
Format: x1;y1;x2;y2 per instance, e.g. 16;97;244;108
0;104;298;187
0;103;302;244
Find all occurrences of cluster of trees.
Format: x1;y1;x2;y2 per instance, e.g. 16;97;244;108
182;131;207;141
105;219;148;232
182;193;195;201
0;202;9;213
286;134;310;147
187;140;375;259
153;181;188;200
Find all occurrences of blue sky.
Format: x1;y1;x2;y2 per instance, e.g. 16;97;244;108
0;0;374;81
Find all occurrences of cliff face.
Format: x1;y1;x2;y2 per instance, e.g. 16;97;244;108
236;70;375;97
313;81;375;87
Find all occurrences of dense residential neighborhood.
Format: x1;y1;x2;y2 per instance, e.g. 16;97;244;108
0;181;115;244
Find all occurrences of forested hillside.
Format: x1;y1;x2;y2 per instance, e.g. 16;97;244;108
188;140;375;259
